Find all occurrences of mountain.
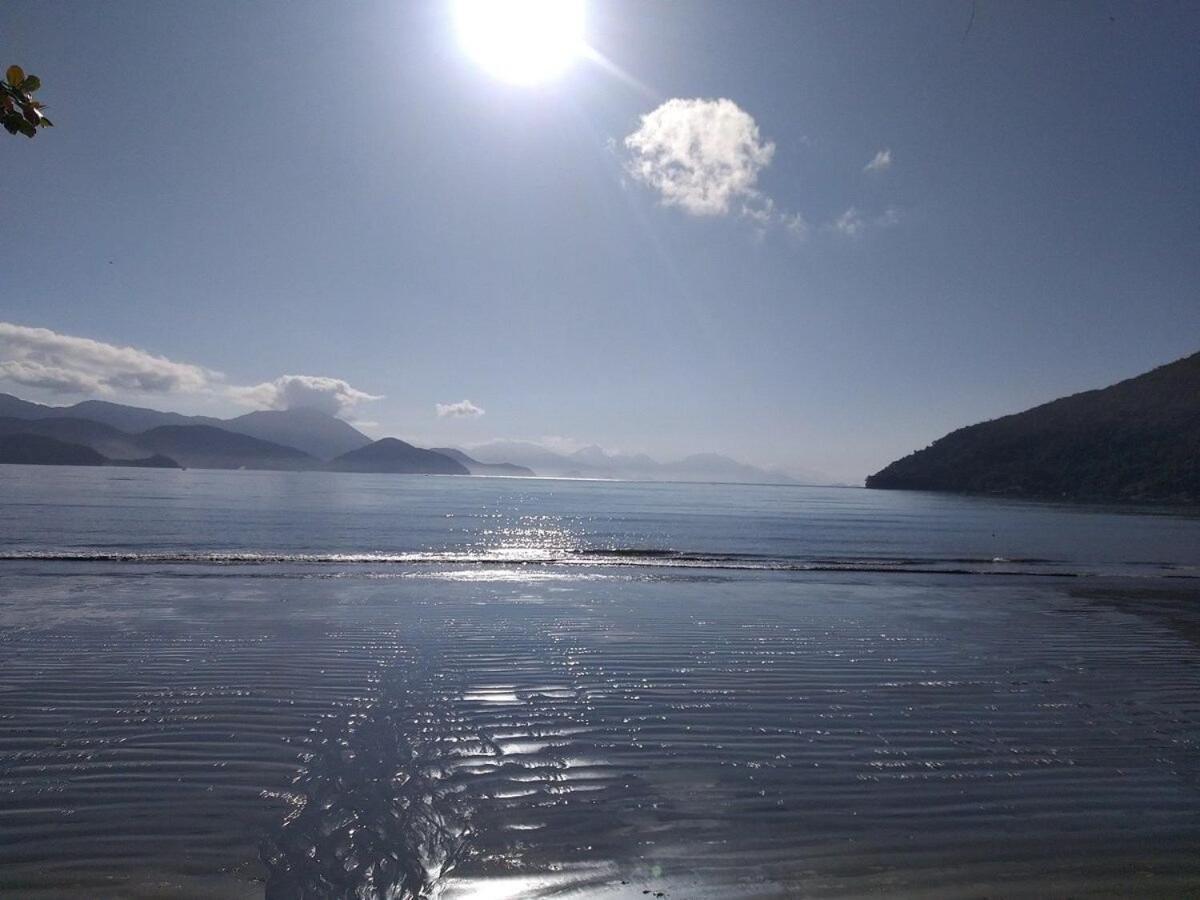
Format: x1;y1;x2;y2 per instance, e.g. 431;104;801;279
0;393;55;419
666;453;801;485
224;408;372;460
0;433;108;466
0;391;821;484
0;431;180;468
466;440;579;472
65;399;222;432
0;393;224;429
137;425;318;470
0;393;369;459
0;416;148;459
467;441;808;484
866;351;1200;503
329;439;469;475
431;448;535;477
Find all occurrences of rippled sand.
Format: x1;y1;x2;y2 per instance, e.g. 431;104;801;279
1;563;1198;898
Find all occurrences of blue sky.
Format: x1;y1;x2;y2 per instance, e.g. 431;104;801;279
2;0;1197;482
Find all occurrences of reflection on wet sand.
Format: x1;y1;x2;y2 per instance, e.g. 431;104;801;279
0;565;1198;897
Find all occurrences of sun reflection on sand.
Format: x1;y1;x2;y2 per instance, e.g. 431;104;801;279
442;863;621;900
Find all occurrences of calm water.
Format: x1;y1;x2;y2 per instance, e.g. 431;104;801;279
1;466;1199;897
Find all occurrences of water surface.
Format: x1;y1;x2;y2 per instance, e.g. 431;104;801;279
1;467;1198;897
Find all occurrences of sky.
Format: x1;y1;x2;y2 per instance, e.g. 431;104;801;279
1;0;1198;483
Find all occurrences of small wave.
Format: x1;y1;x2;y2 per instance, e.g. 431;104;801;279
0;547;1124;577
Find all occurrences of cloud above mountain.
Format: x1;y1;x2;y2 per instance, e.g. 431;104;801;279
436;399;485;418
234;375;382;417
0;321;380;419
0;322;216;395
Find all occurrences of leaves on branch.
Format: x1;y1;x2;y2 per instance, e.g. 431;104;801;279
2;64;52;138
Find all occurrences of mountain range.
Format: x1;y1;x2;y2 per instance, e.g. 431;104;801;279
0;392;810;484
866;350;1200;503
465;440;812;484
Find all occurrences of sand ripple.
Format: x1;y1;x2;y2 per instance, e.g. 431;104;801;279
1;567;1199;897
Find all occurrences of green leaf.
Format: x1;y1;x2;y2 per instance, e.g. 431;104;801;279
20;75;40;93
5;65;24;87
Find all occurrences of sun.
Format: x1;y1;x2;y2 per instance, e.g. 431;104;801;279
453;0;585;86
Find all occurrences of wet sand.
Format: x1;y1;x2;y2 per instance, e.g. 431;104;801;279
1;563;1198;898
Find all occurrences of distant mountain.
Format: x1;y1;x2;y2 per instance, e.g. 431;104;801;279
0;393;370;459
0;393;55;419
431;448;535;477
329;439;469;475
0;393;222;429
467;440;808;484
466;440;577;472
0;433;108;466
137;425;317;470
113;454;180;468
0;431;179;468
0;393;372;463
224;408;372;460
0;416;147;459
0;391;822;484
65;399;221;433
866;351;1200;503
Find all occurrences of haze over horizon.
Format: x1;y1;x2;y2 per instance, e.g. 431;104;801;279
2;1;1197;483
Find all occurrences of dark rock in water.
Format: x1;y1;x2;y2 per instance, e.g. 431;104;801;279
867;350;1200;503
0;433;107;466
328;439;469;475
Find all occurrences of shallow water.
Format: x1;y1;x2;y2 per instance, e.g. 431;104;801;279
1;468;1199;897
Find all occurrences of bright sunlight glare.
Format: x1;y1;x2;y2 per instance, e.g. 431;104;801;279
453;0;586;85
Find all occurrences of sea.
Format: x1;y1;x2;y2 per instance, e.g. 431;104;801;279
1;466;1199;898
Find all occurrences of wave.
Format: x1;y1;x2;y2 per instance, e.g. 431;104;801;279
1;546;1189;577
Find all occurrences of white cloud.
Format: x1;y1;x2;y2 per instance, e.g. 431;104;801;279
234;375;382;417
536;435;586;454
436;399;485;418
781;211;811;240
624;98;776;217
829;206;900;238
832;207;866;238
864;148;892;173
0;322;381;420
0;322;216;396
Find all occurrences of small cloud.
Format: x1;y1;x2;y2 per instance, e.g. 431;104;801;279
781;211;811;240
833;207;866;238
436;399;485;418
0;321;217;396
829;206;901;239
537;435;586;454
864;148;892;173
233;375;382;417
876;207;901;228
624;98;776;218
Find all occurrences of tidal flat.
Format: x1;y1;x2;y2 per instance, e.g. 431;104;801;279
2;561;1198;898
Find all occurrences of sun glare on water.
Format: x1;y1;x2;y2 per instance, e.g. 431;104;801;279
453;0;585;85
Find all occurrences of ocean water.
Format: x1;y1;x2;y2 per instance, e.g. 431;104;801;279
1;466;1199;898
